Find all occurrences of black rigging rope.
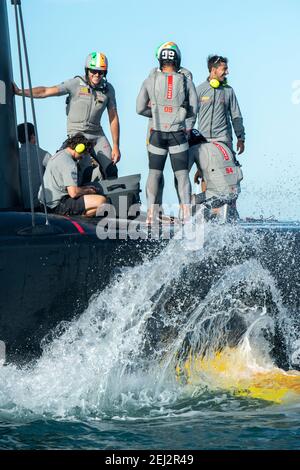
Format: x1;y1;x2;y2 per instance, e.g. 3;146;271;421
12;0;49;225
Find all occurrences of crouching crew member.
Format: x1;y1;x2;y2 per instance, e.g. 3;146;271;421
38;134;106;217
188;129;243;219
136;42;198;222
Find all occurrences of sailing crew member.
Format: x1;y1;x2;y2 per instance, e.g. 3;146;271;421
145;64;195;209
193;55;245;181
17;122;51;210
38;134;106;217
192;55;245;213
14;51;121;179
196;54;245;152
136;42;198;222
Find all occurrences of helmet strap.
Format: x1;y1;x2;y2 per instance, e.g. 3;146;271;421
85;69;108;93
98;76;108;93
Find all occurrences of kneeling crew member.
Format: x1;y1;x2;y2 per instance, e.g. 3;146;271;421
38;134;106;217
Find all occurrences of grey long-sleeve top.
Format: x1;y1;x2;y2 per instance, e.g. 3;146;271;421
196;80;245;145
136;69;198;132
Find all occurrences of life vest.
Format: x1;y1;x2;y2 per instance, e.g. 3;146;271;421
198;141;243;199
150;70;188;132
65;75;108;116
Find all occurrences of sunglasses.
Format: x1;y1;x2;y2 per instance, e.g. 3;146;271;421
213;57;222;65
88;69;105;76
213;56;227;66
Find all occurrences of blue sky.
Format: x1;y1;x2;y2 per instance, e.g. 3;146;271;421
7;0;300;219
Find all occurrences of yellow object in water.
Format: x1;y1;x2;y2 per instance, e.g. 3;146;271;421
176;346;300;404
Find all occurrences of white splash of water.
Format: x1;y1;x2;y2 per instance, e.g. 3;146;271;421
0;224;298;419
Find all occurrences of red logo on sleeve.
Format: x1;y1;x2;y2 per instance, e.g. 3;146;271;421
213;142;230;161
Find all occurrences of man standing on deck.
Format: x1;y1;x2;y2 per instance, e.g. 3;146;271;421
196;54;245;152
144;56;195;210
192;55;245;212
136;42;198;223
14;51;121;180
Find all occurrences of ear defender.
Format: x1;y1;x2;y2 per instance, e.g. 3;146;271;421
210;78;228;88
210;78;220;88
75;143;86;154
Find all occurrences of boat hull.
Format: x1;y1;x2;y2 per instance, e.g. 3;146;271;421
0;212;299;363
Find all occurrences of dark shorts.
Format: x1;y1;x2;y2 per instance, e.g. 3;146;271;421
54;195;86;216
148;130;189;172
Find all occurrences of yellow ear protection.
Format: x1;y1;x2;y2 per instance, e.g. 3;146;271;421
209;78;228;88
75;143;86;154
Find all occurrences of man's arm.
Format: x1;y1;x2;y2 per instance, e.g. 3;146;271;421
136;80;152;118
229;89;245;154
13;83;61;98
185;80;199;132
67;185;97;198
108;107;121;164
194;84;203;133
42;152;52;168
63;157;97;198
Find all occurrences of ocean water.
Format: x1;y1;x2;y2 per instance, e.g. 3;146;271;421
0;223;299;450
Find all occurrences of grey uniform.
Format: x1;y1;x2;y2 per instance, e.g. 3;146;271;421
144;68;195;206
137;69;198;133
186;81;245;206
196;80;245;147
38;149;88;209
145;67;195;142
57;77;118;178
189;140;243;199
137;69;198;208
19;143;51;208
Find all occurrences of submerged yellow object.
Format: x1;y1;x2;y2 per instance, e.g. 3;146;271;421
176;346;300;404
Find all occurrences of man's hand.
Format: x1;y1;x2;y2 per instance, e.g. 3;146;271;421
237;139;245;155
68;185;97;198
111;144;121;164
79;186;98;196
194;169;201;184
13;82;21;96
185;129;192;139
86;186;97;194
108;108;120;164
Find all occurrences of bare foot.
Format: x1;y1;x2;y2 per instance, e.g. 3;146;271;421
146;210;153;224
181;204;191;223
